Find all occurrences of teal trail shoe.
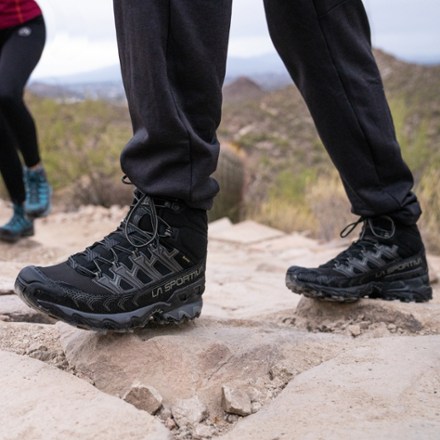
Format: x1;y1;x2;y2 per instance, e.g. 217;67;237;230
0;203;34;243
24;167;52;218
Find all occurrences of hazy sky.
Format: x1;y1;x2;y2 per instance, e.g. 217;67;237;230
33;0;440;79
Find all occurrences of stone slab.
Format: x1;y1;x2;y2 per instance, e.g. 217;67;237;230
219;336;440;440
209;220;285;244
57;319;348;432
0;350;171;440
208;217;233;235
0;295;54;324
0;262;22;295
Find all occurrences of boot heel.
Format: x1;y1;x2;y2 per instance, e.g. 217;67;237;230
377;274;433;302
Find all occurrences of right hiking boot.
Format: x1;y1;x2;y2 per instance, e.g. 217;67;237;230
15;190;207;331
24;166;52;218
0;203;34;243
286;216;432;303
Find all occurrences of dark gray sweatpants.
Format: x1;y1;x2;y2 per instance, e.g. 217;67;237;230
113;0;421;225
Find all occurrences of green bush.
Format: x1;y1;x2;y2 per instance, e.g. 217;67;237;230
27;95;133;207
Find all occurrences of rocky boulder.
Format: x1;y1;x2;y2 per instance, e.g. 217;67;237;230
0;350;170;440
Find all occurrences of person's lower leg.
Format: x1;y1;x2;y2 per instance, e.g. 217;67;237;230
264;0;431;301
264;0;420;224
0;17;45;169
0;115;26;205
114;0;232;209
15;1;233;329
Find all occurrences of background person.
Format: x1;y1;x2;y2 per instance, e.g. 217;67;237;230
0;0;51;243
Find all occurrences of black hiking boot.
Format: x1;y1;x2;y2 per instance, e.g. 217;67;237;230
286;217;432;303
15;190;207;331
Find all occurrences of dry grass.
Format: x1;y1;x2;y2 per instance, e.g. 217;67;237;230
306;173;356;241
418;167;440;254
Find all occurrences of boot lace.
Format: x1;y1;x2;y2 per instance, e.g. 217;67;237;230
25;169;49;205
69;181;173;278
322;216;396;269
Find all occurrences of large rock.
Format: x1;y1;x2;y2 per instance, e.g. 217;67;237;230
292;297;440;336
57;318;348;430
219;336;440;440
123;383;163;415
0;321;67;369
0;350;170;440
171;396;208;428
221;385;252;416
205;236;299;320
0;262;22;295
0;279;14;296
0;294;55;324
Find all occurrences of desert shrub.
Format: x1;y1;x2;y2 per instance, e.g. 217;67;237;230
67;173;133;208
417;166;440;253
389;98;432;177
25;95;133;207
306;172;355;241
245;168;318;234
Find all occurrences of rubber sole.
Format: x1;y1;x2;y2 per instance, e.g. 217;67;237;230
286;271;432;303
0;227;34;243
15;275;204;332
25;204;52;219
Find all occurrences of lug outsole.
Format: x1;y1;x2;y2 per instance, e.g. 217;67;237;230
25;205;52;219
15;275;204;332
0;227;34;243
286;272;433;303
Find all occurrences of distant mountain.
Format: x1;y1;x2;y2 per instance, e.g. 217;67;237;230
30;49;440;100
39;64;123;85
34;54;290;90
228;53;286;75
28;81;83;101
36;50;439;87
223;77;265;102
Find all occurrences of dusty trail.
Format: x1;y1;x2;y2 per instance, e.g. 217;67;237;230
1;202;439;440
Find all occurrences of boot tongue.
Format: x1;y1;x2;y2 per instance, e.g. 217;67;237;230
136;197;180;236
135;200;157;234
362;217;395;241
132;204;151;231
124;191;157;234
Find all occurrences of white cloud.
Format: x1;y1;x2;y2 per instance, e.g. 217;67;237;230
228;36;275;58
38;0;115;40
33;34;118;78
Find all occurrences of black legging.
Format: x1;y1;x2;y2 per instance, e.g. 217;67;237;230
0;15;45;205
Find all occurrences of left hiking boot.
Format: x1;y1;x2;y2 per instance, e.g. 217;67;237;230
0;203;34;243
15;190;207;331
286;217;432;303
24;166;52;218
